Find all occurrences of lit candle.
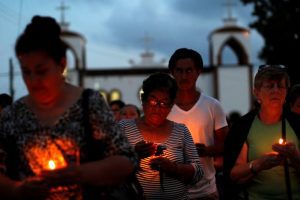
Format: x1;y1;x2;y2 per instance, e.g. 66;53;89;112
278;138;285;145
48;160;56;170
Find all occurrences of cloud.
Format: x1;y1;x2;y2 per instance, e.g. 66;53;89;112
0;0;261;65
96;0;256;64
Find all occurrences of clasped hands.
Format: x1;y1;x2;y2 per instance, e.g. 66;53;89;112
134;140;177;175
254;141;298;172
272;141;297;159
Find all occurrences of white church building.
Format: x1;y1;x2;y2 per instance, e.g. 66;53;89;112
60;2;254;116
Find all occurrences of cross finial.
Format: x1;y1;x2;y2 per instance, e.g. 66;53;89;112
224;0;236;20
223;0;237;25
56;1;69;29
142;32;152;53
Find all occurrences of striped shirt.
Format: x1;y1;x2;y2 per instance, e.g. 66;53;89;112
119;119;203;200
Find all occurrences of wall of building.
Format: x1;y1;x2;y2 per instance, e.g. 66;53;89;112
217;65;251;115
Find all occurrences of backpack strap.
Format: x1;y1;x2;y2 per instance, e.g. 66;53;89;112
81;88;108;161
282;106;292;200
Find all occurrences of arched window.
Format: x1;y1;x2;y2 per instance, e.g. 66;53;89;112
221;46;238;65
218;37;248;65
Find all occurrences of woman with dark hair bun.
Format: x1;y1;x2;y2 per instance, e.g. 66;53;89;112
16;15;67;64
0;16;139;200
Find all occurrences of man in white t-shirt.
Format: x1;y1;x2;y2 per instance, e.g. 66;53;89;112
167;48;228;200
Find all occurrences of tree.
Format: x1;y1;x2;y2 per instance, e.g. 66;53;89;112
240;0;300;85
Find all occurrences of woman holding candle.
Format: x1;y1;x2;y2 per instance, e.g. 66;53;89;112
0;16;138;200
224;65;300;200
119;73;203;199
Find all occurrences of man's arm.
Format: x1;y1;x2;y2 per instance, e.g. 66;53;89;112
196;126;228;157
212;126;229;170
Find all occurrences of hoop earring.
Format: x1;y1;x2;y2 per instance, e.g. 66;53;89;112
257;99;261;104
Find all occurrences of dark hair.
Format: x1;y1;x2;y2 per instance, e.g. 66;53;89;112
141;72;178;103
109;100;125;109
288;84;300;105
168;48;203;71
15;15;67;63
0;93;12;108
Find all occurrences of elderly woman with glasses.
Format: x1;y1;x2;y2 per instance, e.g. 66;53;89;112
224;65;300;200
119;72;203;200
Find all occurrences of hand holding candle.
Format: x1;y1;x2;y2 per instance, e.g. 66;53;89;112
272;139;297;159
255;152;283;171
42;165;81;187
135;140;156;159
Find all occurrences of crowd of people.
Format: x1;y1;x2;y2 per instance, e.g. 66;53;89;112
0;15;300;200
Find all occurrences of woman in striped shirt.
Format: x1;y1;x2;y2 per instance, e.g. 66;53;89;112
119;72;203;199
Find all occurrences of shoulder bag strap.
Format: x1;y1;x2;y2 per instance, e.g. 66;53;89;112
282;106;293;200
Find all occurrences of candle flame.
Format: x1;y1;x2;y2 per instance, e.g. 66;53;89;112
279;138;284;145
48;160;56;170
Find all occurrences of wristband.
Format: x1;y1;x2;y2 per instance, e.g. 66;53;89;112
249;161;258;175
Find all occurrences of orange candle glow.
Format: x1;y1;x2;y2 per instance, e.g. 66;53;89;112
25;138;79;175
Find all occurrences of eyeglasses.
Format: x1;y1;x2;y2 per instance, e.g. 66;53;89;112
258;64;287;72
147;97;171;108
261;82;287;90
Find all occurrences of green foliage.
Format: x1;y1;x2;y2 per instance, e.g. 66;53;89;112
241;0;300;85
